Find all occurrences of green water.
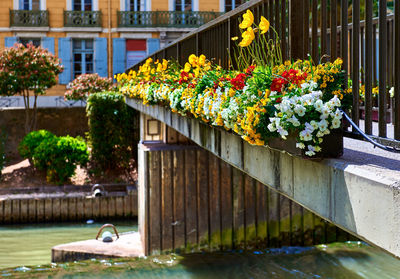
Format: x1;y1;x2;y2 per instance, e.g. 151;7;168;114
0;221;137;269
0;223;400;278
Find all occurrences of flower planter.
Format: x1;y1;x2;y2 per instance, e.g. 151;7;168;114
268;128;343;159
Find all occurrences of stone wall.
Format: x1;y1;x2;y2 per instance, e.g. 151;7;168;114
0;107;88;160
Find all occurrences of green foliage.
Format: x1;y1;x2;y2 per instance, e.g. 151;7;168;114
33;135;89;184
0;129;6;178
87;91;137;170
18;130;56;161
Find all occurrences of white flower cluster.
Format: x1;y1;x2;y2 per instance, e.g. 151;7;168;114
267;89;342;156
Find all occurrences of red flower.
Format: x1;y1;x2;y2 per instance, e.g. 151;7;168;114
230;73;246;90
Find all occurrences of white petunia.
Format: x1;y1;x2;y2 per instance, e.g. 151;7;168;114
294;105;306;117
314;99;323;112
318;119;328;132
331;117;341;129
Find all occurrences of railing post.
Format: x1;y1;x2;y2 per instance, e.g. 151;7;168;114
289;0;305;60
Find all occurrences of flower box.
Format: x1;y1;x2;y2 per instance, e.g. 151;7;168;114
267;128;343;159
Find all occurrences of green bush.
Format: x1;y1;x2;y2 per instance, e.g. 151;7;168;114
18;130;56;161
86;91;138;170
33;135;89;184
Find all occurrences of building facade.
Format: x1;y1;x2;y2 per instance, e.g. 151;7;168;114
0;0;245;101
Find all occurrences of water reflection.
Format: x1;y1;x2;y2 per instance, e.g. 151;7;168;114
2;242;400;279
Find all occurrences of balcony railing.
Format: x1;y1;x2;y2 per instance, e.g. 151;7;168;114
117;11;222;28
64;11;102;28
10;10;49;27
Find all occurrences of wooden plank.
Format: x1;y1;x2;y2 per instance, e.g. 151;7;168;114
20;199;28;223
279;196;291;246
115;196;124;218
76;197;84;221
313;215;327;244
197;149;209;250
185;149;198;251
92;197;100;220
100;197;108;220
108;196;116;220
220;160;233;250
123;196;131;217
161;150;173;251
0;200;3;224
267;189;280;247
84;198;93;220
131;192;138;216
68;197;77;221
290;201;303;246
12;199;20;224
232;168;245;249
256;181;267;248
244;175;256;249
208;153;221;251
326;221;337;243
149;150;161;254
52;198;60;222
303;208;314;246
4;199;12;224
173;150;185;251
37;199;45;223
44;198;53;222
28;199;36;223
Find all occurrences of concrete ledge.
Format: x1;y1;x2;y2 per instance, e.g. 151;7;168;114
52;232;144;262
126;98;400;257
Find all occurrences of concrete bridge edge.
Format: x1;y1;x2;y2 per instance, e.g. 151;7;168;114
126;98;400;258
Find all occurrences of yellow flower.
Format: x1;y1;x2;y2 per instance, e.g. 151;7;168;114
239;10;254;29
231;36;239;41
239;27;255;47
259;16;270;34
198;54;206;66
188;54;198;66
184;62;191;72
162;59;168;70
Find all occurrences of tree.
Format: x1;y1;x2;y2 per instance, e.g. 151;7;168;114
65;73;115;101
0;43;63;133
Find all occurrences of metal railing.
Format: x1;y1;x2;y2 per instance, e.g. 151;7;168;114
9;10;49;27
127;0;400;148
64;10;102;28
117;11;223;28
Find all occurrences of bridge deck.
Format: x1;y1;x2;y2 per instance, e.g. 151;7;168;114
126;98;400;258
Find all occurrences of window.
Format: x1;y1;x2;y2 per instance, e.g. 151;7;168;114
73;39;94;78
175;0;192;11
129;0;142;11
19;38;41;47
22;0;40;10
224;0;245;12
73;0;92;11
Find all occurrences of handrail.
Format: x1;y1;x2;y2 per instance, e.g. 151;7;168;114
117;11;222;28
341;109;400;152
64;10;102;27
9;10;49;27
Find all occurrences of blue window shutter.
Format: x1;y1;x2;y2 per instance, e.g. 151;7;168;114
94;37;108;78
41;37;55;54
19;0;24;10
5;37;17;47
147;38;160;55
113;38;126;76
58;37;72;85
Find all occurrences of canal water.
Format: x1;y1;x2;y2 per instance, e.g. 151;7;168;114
1;223;400;278
0;221;137;269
